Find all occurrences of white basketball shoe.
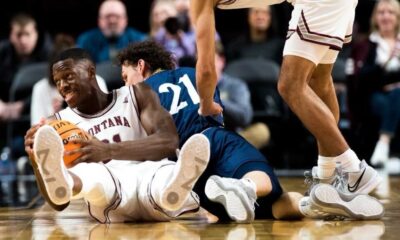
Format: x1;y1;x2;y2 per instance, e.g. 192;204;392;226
205;175;257;223
300;183;384;220
160;134;210;211
305;160;382;195
32;125;71;211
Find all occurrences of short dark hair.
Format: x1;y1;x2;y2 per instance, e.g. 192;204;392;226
10;13;36;28
117;40;176;72
50;48;95;77
51;48;94;66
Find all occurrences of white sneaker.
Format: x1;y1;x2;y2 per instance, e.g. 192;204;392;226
340;160;382;194
32;125;71;211
370;141;389;167
160;134;210;211
205;175;257;223
304;166;340;196
309;183;384;220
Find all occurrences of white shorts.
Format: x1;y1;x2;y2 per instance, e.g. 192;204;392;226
283;0;358;64
70;160;197;223
216;0;285;9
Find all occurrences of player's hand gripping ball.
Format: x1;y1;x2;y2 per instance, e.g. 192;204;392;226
47;120;89;167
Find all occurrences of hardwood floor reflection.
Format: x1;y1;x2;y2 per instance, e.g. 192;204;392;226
1;176;398;240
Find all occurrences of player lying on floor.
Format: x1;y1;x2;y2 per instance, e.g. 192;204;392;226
24;48;211;223
116;40;384;222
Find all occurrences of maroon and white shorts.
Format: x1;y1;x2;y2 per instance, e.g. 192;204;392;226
284;0;358;64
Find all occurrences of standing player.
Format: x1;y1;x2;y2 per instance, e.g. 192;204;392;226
24;48;211;223
190;0;381;194
116;40;384;222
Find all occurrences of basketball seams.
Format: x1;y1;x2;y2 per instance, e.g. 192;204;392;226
58;127;85;137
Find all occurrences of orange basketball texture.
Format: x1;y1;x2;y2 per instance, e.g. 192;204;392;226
47;120;88;167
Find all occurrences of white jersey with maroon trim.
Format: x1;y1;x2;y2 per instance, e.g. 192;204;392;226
217;0;288;9
55;86;147;166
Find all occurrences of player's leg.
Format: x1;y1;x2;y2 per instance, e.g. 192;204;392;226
158;133;210;211
278;54;348;161
133;135;210;221
32;125;73;211
309;63;339;155
202;127;282;222
281;0;381;193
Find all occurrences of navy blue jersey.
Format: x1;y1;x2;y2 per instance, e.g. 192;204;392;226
145;67;224;146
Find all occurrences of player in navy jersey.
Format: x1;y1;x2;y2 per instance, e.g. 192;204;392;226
116;40;384;222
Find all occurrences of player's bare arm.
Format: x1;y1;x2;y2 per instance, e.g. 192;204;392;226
133;82;179;159
191;0;223;116
67;84;179;164
73;83;178;163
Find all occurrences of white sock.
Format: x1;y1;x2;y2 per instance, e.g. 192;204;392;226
317;155;336;179
241;178;257;196
335;149;361;172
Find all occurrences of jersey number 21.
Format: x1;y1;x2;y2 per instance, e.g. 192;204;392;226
158;74;200;115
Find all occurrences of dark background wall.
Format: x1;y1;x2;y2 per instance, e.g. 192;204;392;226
0;0;376;44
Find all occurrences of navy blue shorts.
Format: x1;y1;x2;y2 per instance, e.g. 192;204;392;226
192;127;283;220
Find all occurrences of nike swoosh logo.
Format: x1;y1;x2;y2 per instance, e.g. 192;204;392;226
347;168;366;193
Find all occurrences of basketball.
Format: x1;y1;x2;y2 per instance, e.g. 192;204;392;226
47;120;89;167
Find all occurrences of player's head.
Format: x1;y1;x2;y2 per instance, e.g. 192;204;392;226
98;0;128;38
117;40;176;85
51;48;99;109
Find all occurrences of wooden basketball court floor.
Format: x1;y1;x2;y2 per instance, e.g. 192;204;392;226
0;174;399;240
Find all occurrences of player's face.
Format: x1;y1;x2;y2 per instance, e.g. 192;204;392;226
52;59;93;108
121;63;144;86
375;2;399;34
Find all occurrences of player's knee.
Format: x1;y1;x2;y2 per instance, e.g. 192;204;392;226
277;71;298;102
278;61;307;101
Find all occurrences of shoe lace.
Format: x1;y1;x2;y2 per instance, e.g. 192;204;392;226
304;170;319;196
304;168;344;195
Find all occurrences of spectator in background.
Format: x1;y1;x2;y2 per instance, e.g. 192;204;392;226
77;0;146;63
149;0;177;38
215;41;270;149
354;0;400;167
0;13;52;152
0;13;52;121
31;34;108;126
226;6;284;65
151;0;198;65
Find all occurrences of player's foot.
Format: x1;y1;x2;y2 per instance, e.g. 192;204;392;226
160;133;210;211
32;125;71;211
341;160;382;194
205;175;257;223
307;183;384;220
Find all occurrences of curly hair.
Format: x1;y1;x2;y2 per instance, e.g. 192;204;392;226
117;40;176;72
